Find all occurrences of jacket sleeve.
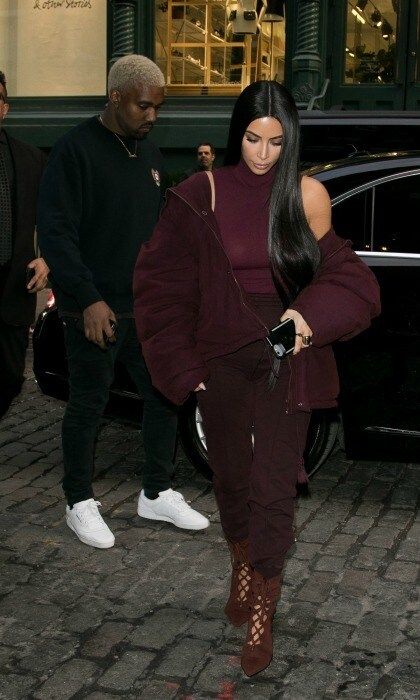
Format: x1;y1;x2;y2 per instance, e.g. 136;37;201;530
290;239;381;347
37;139;102;311
133;193;209;405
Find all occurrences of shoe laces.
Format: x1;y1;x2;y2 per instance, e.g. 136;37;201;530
236;563;251;605
246;577;279;649
74;499;104;527
230;542;251;605
161;489;190;512
247;586;270;648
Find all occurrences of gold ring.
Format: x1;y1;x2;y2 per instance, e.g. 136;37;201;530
296;332;312;342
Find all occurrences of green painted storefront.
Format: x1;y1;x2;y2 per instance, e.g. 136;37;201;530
4;0;420;170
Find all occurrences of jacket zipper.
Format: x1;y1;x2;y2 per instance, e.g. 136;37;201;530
172;191;269;334
286;355;293;414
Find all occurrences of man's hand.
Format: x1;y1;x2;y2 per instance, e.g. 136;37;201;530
280;309;313;355
27;257;49;293
83;301;117;349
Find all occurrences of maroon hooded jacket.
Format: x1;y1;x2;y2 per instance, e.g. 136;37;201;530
133;171;381;410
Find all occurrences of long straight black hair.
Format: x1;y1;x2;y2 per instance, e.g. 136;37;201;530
224;80;320;304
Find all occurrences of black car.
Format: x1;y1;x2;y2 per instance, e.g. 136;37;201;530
33;150;420;479
299;112;420;166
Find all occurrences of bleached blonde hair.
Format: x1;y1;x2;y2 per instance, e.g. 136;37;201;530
108;54;165;94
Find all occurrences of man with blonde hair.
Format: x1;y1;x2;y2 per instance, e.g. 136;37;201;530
38;55;209;548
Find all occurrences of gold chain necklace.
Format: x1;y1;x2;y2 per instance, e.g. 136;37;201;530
98;115;138;158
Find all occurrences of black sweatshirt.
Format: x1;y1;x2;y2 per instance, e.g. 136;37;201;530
37;117;163;315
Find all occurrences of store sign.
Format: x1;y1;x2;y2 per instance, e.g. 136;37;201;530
33;1;94;8
0;0;106;96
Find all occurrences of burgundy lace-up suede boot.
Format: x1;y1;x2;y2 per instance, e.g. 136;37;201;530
241;569;282;676
224;539;251;627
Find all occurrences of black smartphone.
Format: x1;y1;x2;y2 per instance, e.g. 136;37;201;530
26;266;36;287
267;318;296;358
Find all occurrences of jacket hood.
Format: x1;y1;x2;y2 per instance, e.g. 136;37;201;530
167;171;211;215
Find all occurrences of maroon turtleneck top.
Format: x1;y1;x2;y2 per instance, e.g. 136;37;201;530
213;158;277;294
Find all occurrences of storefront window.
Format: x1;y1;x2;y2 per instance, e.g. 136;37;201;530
155;0;286;96
0;0;107;97
344;0;399;84
415;11;420;86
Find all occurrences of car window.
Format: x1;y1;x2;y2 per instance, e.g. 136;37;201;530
324;172;380;200
373;175;420;254
300;123;420;167
323;167;415;200
332;190;371;250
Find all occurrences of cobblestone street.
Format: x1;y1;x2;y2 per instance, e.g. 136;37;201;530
0;347;418;700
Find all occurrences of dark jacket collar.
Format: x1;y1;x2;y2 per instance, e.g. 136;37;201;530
169;171;211;214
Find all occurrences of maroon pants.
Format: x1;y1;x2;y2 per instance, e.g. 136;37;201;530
198;295;311;579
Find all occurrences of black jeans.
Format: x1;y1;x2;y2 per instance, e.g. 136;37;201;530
0;317;29;419
62;317;178;507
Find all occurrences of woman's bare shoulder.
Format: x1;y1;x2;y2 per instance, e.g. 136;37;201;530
301;176;331;240
301;175;331;206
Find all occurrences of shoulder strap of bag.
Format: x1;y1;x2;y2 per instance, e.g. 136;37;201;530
205;170;215;212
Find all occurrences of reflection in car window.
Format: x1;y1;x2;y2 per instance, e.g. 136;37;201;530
325;173;380;200
332;190;371;250
373;175;420;254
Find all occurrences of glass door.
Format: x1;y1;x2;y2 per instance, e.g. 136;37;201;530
405;0;420;108
328;0;417;110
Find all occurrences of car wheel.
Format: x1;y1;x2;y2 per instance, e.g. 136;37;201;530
178;396;213;481
304;409;340;477
178;397;340;482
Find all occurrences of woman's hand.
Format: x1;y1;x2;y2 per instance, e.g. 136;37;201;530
280;309;313;355
194;382;206;392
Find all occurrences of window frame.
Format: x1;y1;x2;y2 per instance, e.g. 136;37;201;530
154;0;287;97
330;167;420;259
331;186;373;252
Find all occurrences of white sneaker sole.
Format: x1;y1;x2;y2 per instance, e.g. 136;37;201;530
66;516;115;549
137;501;209;531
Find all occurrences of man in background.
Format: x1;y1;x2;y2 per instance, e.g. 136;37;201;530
196;142;216;172
0;70;48;420
182;142;216;181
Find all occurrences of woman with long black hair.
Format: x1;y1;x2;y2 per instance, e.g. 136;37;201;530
133;80;380;675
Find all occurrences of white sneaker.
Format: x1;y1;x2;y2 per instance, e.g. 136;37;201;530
66;498;115;549
137;488;210;530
